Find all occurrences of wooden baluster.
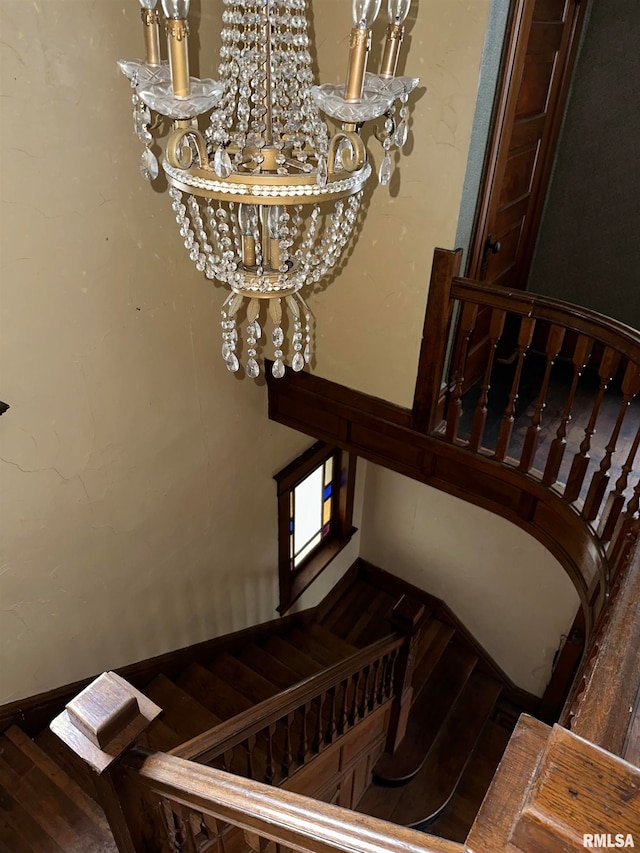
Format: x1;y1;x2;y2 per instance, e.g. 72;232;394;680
607;479;640;576
564;347;621;502
298;701;311;763
325;685;337;744
445;301;478;443
371;658;381;709
494;316;536;462
202;816;226;853
583;361;640;521
469;309;507;452
265;722;276;785
281;712;294;777
313;694;324;752
519;324;566;472
244;734;257;780
542;335;593;486
349;672;360;726
385;651;397;698
337;680;348;735
223;748;234;773
600;422;640;541
386;597;424;754
358;665;371;719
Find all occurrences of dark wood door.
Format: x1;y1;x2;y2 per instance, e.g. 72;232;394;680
462;0;587;380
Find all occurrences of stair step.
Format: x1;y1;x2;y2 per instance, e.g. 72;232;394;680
411;619;456;690
177;663;253;719
145;674;222;741
391;672;503;827
0;779;65;852
4;727;111;837
284;627;345;668
0;735;110;853
427;719;513;843
306;622;360;659
373;641;478;784
236;643;303;690
209;652;280;705
263;636;323;680
342;588;397;647
318;577;373;633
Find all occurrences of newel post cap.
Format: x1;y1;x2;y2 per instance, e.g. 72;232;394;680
50;671;162;774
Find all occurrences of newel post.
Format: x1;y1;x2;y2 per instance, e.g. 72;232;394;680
50;671;162;853
386;596;425;754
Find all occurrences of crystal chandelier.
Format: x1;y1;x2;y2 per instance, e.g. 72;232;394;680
119;0;418;378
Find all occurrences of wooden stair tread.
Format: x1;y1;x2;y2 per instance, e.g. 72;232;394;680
374;641;478;784
318;578;378;633
284;627;345;667
4;726;111;837
236;643;303;690
427;719;514;843
177;663;253;719
0;737;108;853
390;672;503;827
209;652;280;704
0;779;66;853
344;588;398;647
411;618;456;690
263;636;322;680
145;674;222;741
305;622;359;659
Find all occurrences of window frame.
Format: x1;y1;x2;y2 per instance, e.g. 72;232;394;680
274;441;357;614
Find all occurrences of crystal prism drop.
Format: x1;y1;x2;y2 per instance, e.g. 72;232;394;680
316;156;328;187
272;326;284;347
246;357;260;378
272;358;285;379
225;352;240;373
140;147;159;181
394;119;408;148
379;152;392;186
303;343;311;363
292;352;305;372
213;146;233;179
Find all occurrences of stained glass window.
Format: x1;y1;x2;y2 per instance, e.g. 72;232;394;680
290;455;334;569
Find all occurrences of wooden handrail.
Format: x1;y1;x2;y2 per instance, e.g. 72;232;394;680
563;543;640;756
170;632;405;764
450;278;640;360
124;749;464;853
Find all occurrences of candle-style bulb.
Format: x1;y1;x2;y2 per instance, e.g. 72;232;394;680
268;206;284;239
238;204;258;237
352;0;381;28
139;0;158;9
387;0;410;24
161;0;190;19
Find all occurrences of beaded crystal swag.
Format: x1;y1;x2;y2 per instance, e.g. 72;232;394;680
119;0;418;378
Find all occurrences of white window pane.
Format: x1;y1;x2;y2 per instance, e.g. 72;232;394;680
294;465;323;559
295;532;322;567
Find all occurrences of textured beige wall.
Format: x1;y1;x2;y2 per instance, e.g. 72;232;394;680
311;0;491;407
359;465;580;696
0;0;493;704
0;1;354;704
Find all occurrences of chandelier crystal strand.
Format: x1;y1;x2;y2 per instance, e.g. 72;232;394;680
119;0;418;377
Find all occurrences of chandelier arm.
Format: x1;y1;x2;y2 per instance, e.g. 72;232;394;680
166;124;208;170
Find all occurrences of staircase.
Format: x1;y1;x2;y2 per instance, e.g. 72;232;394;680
0;565;521;851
